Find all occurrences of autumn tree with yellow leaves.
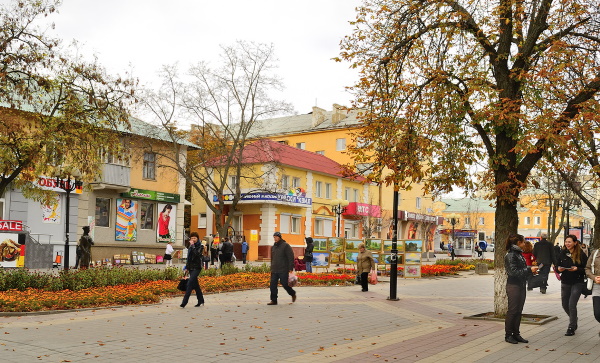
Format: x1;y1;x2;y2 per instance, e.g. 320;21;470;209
338;0;600;314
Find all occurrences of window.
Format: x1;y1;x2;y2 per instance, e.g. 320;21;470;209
344;187;350;200
325;183;332;199
345;222;358;238
525;216;531;224
357;163;373;176
464;217;470;225
296;142;305;150
198;213;207;228
282;175;290;189
416;197;421;210
353;189;359;203
140;202;154;229
316;150;325;155
291;216;301;234
479;217;485;225
229;175;238;189
315;181;323;198
534;216;541;225
314;219;324;236
280;214;290;233
315;218;333;236
336;138;346;151
292;177;301;188
95;198;111;227
143;152;156;180
478;232;486;240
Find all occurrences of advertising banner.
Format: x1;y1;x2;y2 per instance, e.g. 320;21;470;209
116;198;138;241
157;203;177;243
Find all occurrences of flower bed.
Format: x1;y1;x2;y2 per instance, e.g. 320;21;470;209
0;272;356;312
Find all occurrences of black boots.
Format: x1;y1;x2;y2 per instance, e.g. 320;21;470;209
505;334;528;344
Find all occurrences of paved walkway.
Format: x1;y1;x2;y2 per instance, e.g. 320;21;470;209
1;271;599;362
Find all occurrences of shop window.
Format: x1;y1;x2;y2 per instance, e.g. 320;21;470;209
315;219;324;236
140;202;155;229
95;198;110;227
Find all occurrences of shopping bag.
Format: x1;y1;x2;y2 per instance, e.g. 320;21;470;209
369;270;378;285
288;272;298;287
177;278;188;291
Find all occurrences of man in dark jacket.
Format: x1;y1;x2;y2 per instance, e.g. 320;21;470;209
533;233;554;294
220;237;234;267
268;232;296;305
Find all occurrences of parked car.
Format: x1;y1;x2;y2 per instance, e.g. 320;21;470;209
487;243;495;252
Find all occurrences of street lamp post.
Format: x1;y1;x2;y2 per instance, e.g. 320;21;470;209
330;199;350;237
55;172;83;271
446;213;460;250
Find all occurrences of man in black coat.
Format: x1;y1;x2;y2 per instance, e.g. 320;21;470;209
533;233;554;294
267;232;296;305
220;237;234;267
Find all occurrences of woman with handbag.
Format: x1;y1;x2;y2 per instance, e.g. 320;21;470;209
180;232;205;308
504;234;539;344
585;248;600;337
356;243;375;292
304;237;314;273
557;235;588;336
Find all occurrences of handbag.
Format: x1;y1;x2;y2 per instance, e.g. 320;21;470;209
288;272;298;287
369;269;378;285
528;274;545;289
585;249;599;293
177;278;188;291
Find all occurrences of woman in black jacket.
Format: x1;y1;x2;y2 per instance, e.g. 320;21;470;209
180;232;205;308
504;234;538;344
304;237;314;273
557;235;588;336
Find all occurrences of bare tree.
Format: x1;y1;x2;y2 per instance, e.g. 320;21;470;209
138;41;292;237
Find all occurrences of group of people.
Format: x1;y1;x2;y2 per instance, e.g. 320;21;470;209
180;231;298;308
505;232;600;344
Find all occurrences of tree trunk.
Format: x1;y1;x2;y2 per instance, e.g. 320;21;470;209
493;198;519;316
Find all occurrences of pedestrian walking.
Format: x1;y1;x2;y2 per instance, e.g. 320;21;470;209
357;243;376;292
220;237;234;267
164;241;174;267
449;243;456;260
241;236;249;264
557;234;588;336
585;247;600;337
180;232;205;308
504;234;539;344
533;233;554;294
304;237;314;273
267;232;296;305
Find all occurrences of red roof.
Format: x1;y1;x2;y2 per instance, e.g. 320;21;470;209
236;139;364;181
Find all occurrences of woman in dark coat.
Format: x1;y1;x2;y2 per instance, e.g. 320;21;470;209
180;232;205;308
304;237;314;273
557;235;588;336
504;234;538;344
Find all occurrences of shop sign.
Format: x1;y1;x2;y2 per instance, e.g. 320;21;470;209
0;220;23;232
121;189;181;203
213;193;312;206
398;210;439;224
36;176;83;194
343;202;381;217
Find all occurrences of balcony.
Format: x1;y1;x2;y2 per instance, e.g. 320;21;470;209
91;164;131;193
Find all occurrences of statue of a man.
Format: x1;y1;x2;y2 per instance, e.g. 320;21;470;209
78;226;94;268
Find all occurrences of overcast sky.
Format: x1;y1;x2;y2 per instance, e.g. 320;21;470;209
44;0;360;117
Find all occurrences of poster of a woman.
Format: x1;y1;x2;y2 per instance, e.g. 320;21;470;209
116;199;137;241
157;203;176;243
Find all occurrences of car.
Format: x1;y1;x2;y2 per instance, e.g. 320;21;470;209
486;243;495;252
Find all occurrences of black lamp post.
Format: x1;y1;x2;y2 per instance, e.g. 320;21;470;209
388;188;399;301
446;213;460;248
55;172;83;271
330;199;349;237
